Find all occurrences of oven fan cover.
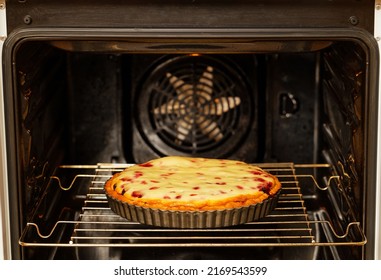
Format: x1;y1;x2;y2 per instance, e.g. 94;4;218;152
132;55;258;162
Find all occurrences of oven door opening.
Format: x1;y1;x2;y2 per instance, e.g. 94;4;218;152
2;29;378;260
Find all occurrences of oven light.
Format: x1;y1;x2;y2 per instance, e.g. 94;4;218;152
188;53;201;57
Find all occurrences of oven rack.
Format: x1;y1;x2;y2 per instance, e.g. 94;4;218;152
19;162;367;248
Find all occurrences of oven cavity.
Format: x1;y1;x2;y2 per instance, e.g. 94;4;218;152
4;33;375;260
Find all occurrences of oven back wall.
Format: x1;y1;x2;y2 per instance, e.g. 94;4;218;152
67;53;124;164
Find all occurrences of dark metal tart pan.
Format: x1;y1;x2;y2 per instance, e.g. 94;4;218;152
105;191;281;228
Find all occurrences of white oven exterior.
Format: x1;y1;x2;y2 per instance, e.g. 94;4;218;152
0;0;9;260
0;3;380;260
374;1;381;260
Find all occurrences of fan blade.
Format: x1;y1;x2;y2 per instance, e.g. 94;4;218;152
166;72;187;90
153;73;193;114
203;96;241;115
166;72;193;97
153;99;187;114
196;116;223;142
196;66;213;103
175;116;194;143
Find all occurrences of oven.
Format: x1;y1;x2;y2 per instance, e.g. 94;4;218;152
0;0;380;260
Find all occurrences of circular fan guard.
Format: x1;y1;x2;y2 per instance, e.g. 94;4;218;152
136;55;253;157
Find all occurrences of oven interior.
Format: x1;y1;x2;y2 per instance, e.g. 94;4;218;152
4;33;376;260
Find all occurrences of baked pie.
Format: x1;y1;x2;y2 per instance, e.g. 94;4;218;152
105;156;281;228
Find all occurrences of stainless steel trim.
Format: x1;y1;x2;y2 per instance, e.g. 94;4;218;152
374;1;381;260
0;2;10;260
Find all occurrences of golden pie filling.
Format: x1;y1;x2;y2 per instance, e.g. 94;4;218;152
105;156;281;211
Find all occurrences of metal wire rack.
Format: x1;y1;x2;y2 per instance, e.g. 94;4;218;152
19;162;367;248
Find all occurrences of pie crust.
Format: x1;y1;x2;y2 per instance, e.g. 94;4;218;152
104;156;281;228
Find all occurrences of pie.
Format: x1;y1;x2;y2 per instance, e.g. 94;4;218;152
104;156;281;212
